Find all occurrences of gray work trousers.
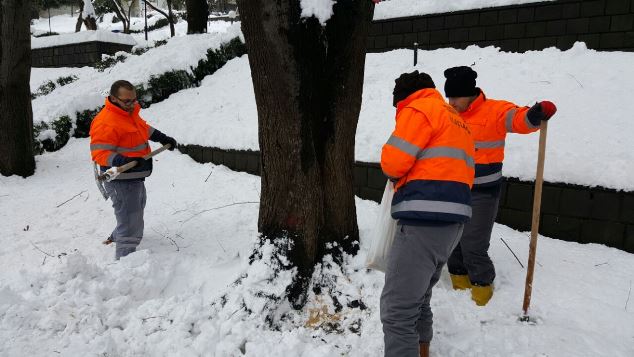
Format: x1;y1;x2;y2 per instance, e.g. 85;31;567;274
104;180;147;260
447;186;501;285
380;222;464;357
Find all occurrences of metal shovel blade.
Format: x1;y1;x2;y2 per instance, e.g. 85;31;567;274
93;162;109;200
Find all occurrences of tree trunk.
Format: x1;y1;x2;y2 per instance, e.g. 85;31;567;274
185;0;207;34
145;0;176;37
237;0;373;307
112;0;131;33
75;0;83;32
0;0;35;177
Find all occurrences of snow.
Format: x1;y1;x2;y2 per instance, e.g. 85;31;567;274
30;67;93;93
83;0;96;19
147;43;634;191
1;138;633;356
30;24;243;128
32;30;137;49
374;0;557;20
301;0;337;25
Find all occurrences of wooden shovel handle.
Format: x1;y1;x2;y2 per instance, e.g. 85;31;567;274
522;121;548;315
98;143;171;181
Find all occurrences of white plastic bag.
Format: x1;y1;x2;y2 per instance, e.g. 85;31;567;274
366;181;397;272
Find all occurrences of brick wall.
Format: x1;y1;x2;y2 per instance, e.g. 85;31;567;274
32;41;134;68
368;0;634;53
178;145;634;254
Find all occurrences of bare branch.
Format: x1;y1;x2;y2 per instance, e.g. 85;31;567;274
180;201;259;224
500;237;524;268
56;190;87;208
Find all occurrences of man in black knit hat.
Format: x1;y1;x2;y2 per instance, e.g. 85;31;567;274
442;66;557;306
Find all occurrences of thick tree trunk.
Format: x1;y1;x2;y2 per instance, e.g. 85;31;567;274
185;0;208;34
75;1;83;32
0;0;35;177
237;0;373;306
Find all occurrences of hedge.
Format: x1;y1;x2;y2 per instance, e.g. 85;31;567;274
33;37;247;154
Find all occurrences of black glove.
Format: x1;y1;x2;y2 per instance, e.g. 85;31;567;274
526;101;557;126
124;156;150;169
160;136;177;151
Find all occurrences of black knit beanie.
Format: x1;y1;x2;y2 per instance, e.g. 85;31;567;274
444;66;479;98
392;70;436;107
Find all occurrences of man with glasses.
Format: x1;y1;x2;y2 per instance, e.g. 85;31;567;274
90;80;177;260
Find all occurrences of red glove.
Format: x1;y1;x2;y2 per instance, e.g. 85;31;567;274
527;101;557;126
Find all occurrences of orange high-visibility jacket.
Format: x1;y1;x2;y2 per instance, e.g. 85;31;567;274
460;91;540;187
89;99;155;180
381;89;475;223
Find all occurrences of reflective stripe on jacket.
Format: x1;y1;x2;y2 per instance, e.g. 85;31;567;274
461;90;539;187
381;88;475;223
89;99;154;180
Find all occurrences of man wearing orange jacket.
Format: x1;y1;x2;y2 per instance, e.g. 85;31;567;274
90;80;177;260
380;71;474;357
443;66;557;305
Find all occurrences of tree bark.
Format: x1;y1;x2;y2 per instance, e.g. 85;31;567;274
237;0;373;306
185;0;207;34
75;0;83;32
145;0;176;37
112;0;130;33
0;0;35;177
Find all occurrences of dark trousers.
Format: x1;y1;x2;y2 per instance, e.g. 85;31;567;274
447;186;501;285
104;180;147;260
381;222;464;357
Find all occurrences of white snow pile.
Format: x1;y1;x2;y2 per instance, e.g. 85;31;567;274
32;30;137;49
301;0;337;25
31;24;243;128
1;138;633;356
146;42;634;191
374;0;557;20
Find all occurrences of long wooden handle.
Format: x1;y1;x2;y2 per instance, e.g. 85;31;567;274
98;143;171;181
522;121;548;316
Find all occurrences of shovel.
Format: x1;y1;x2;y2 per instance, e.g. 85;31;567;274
94;143;172;200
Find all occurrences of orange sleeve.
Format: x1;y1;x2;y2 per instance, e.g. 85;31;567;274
381;108;433;179
89;123;120;167
495;101;539;135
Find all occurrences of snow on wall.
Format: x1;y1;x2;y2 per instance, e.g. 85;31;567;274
31;30;137;49
373;0;556;20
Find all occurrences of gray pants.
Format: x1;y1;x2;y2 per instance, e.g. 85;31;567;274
104;180;147;260
380;222;464;357
447;187;501;285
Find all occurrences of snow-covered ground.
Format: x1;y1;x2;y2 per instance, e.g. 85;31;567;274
147;43;634;191
1;138;633;356
374;0;556;20
30;23;241;128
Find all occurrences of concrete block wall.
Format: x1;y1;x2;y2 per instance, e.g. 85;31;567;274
32;41;134;68
178;145;634;254
368;0;634;52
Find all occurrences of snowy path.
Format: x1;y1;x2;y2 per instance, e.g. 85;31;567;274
1;138;633;356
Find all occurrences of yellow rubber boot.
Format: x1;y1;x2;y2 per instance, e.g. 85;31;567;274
450;274;472;290
471;284;493;306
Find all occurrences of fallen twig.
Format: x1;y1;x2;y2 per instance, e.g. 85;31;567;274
30;241;55;258
181;201;259;224
500;238;524;268
626;280;632;312
205;169;213;182
594;262;609;267
567;73;584;88
152;228;180;251
56;190;87;208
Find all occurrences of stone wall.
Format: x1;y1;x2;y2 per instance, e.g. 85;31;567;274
368;0;634;53
179;145;634;254
32;41;134;68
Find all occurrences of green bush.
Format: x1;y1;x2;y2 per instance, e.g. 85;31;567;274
130;17;172;34
74;108;103;138
34;36;247;153
94;53;128;72
33;115;73;154
34;32;59;37
31;75;78;99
